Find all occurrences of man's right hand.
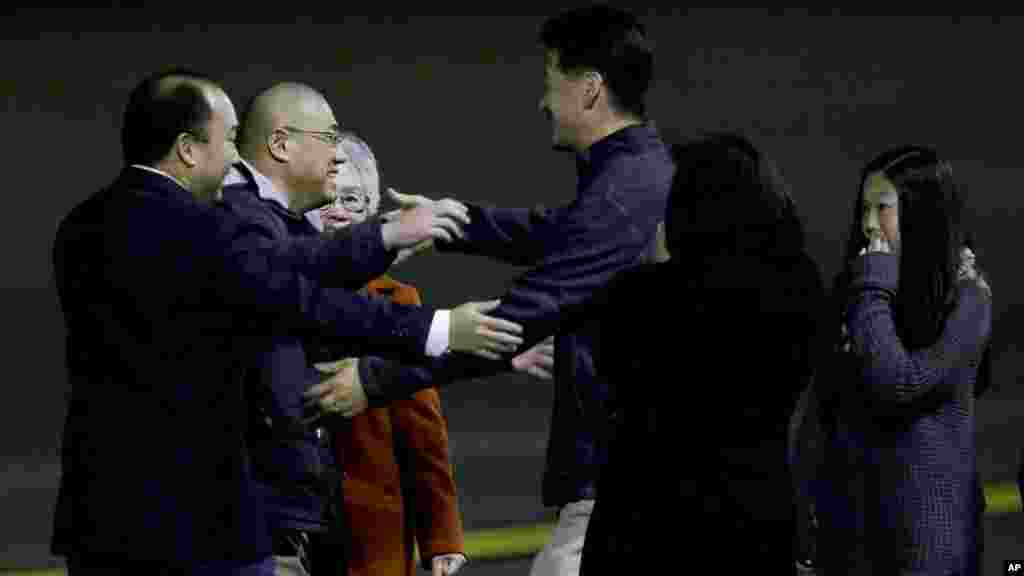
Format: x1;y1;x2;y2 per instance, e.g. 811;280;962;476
379;188;470;250
449;299;524;360
303;358;368;419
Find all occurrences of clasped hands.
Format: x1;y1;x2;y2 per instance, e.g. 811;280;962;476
305;333;556;420
308;189;557;418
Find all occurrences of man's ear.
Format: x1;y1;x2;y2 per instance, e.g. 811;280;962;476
175;133;200;168
268;128;290;163
582;70;603;111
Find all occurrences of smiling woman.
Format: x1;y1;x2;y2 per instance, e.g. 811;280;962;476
318;133;374;231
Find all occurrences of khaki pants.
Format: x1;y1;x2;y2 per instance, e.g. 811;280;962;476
529;500;595;576
272;555;310;576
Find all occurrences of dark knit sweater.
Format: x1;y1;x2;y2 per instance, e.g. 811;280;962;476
819;253;992;575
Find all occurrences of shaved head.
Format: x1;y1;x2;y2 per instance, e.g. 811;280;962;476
239;82;336;158
236;82;344;213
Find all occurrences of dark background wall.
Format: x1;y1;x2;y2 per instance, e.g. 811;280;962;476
1;5;1021;571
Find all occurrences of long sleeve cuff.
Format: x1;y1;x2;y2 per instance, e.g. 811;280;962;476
848;253;899;294
426;310;450;357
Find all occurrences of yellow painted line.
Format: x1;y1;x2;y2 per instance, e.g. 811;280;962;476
3;482;1019;574
463;521;557;559
985;481;1022;515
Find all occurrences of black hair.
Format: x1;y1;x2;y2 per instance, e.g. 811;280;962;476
121;67;220;166
540;4;653;118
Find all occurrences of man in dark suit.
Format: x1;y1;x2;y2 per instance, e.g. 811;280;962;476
51;68;523;575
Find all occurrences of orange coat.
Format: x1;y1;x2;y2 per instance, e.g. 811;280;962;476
333;275;465;576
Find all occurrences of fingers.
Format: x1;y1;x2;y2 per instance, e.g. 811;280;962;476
312;359;354;373
433;214;466;240
302;366;356;414
474;299;501;313
302;380;333;401
425;223;454;242
476;312;524;336
470;348;503;361
392;248;413;267
429;226;455;244
387;188;426;207
866;234;891;254
528;366;553;379
435;198;471;225
432;554;466;576
410;238;435;253
476;327;524;351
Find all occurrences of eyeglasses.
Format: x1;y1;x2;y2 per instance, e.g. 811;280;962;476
282;126;343;146
335;189;369;211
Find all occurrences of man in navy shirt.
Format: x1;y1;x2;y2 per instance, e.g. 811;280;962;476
325;7;674;575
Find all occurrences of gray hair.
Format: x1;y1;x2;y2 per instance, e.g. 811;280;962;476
338;131;380;215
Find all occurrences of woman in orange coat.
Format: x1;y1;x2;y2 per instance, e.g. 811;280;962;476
317;132;467;576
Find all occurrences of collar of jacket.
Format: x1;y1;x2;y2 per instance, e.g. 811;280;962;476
576;122;658;170
223;160;318;227
120;165;197;205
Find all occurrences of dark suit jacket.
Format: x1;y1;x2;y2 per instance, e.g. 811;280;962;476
51;167;436;565
218;164;401;534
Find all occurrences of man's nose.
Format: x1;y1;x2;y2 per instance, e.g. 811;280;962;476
863;209;880;236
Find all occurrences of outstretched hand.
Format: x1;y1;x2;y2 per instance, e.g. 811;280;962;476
379;188;470;249
512;335;555;379
449;299;524;360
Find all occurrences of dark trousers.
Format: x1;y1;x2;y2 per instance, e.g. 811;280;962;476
273;528;348;575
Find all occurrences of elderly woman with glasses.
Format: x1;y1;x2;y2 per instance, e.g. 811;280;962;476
314;132;469;576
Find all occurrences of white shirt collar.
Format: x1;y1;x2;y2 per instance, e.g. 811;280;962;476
304;209;326;233
223;159;326;231
227;159;292;211
130;164;189;192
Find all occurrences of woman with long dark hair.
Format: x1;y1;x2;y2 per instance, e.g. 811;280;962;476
816;146;993;575
579;132;825;573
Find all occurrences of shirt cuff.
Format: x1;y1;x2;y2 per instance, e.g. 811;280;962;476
425;310;451;357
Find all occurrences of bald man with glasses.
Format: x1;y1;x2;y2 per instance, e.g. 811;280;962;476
219;82;525;575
